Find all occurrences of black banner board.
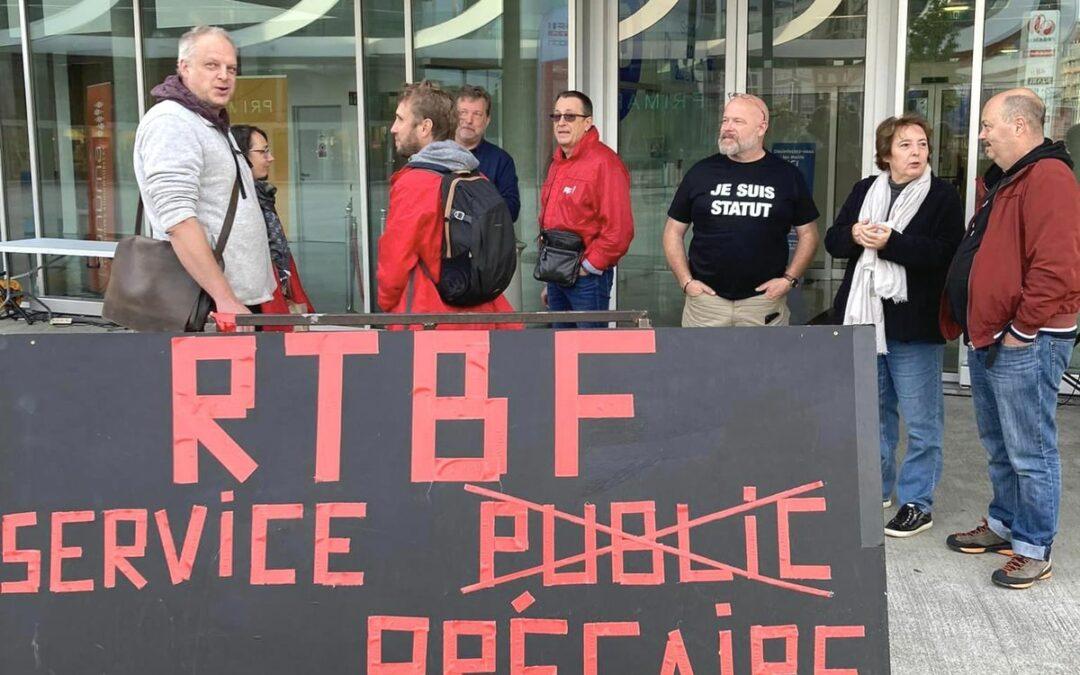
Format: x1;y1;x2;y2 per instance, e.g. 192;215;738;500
0;327;888;673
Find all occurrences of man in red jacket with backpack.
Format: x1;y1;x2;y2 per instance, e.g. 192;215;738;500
376;81;514;329
538;90;634;328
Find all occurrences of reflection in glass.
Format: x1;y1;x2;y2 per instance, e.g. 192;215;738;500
617;0;726;326
748;0;867;324
978;2;1079;175
26;0;139;298
411;0;569;312
141;0;362;311
904;0;975;205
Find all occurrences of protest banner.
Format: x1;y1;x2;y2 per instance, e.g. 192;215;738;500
0;327;887;673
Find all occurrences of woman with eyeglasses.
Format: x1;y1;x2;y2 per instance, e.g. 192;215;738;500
824;114;963;538
233;124;315;324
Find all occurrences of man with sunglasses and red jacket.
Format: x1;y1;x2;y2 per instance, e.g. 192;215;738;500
538;90;634;328
941;88;1080;589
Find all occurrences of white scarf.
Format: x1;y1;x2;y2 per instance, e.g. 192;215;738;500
843;165;932;354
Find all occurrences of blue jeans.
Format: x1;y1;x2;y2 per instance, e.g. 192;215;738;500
879;340;945;511
968;333;1073;561
546;269;613;328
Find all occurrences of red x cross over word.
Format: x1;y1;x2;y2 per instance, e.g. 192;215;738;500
461;481;833;598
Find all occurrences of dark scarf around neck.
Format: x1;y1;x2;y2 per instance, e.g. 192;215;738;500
151;74;231;135
151;74;247;199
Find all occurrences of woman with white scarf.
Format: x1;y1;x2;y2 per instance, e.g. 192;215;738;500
825;115;963;539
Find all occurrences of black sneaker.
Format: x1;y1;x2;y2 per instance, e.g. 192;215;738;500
885;503;933;538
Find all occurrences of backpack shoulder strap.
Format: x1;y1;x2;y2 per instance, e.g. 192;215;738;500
408;164;481;260
408;161;452;174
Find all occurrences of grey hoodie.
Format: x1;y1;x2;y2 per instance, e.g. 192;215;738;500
408;140;479;172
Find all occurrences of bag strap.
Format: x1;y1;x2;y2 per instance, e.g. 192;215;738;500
135;130;245;264
442;175;464;258
213;174;241;263
441;174;486;254
409;164;481;282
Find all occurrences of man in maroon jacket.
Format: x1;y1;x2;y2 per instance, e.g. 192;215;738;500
539;90;633;328
942;88;1080;589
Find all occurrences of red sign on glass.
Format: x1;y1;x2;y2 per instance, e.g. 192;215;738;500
86;82;116;293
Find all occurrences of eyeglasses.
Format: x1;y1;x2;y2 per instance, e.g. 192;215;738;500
250;147;272;156
549;113;589;122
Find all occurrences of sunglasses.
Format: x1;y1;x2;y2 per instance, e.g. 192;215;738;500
549;113;589;122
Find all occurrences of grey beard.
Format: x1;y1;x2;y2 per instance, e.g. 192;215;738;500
717;136;757;156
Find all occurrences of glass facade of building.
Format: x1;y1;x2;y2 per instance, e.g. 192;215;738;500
0;0;1077;373
1;0;33;283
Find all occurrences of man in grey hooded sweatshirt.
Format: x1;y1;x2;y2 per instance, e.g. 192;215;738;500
376;81;514;324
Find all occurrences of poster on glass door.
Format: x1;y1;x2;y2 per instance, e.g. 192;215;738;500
1021;10;1060;125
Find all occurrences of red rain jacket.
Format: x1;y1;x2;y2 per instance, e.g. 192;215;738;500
539;127;634;271
376;165;515;330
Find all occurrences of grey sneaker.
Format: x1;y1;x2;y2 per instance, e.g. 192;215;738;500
945;519;1012;554
991;555;1052;589
883;498;892;509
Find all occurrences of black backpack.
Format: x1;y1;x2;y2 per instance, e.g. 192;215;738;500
411;163;517;307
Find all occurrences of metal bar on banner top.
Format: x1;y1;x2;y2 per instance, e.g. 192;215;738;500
232;310;652;329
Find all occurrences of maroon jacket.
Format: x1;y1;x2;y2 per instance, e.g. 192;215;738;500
539;128;634;271
940;143;1080;347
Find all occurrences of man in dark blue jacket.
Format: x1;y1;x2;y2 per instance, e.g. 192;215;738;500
455;85;520;222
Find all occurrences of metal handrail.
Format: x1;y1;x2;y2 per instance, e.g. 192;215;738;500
234;310;651;329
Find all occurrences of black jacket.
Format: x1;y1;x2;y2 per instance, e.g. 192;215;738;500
825;175;964;344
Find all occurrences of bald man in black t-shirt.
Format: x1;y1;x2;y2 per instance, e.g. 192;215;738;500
663;94;820;327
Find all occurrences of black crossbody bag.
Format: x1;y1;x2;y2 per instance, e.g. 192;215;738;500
534;229;585;287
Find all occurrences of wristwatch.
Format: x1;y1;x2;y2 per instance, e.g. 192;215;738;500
783;273;799;288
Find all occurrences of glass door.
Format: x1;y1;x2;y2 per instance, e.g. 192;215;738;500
27;0;140;299
905;83;971;203
748;0;868;325
404;0;570;312
140;0;364;312
615;0;726;327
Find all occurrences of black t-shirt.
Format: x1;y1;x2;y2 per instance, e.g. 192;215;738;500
668;151;819;299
